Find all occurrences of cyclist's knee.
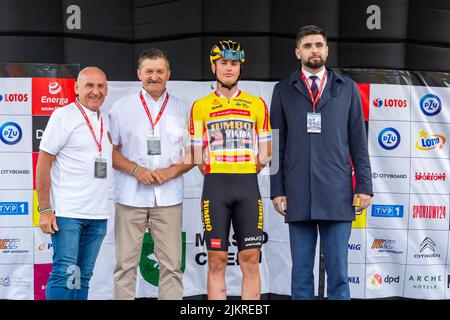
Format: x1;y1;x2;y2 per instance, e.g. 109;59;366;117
208;251;227;274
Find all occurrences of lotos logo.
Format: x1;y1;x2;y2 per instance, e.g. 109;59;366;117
48;82;62;95
378;127;401;150
420;94;441;116
0;93;29;103
373;98;407;108
0;122;22;145
416;130;446;151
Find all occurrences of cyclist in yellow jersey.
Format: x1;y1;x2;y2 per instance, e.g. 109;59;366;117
190;40;272;300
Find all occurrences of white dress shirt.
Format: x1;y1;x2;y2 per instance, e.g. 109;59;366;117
108;89;190;208
302;66;328;89
39;102;113;219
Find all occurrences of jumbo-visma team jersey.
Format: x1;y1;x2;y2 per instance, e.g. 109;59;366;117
190;90;272;174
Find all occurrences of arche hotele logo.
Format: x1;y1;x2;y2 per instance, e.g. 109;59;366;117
0;122;22;145
420;94;441;116
378;127;401;150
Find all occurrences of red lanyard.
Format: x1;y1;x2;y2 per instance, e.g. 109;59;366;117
139;91;170;132
301;70;327;112
75;101;104;156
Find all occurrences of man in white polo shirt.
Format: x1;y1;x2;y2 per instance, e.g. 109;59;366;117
36;66;112;300
109;48;194;300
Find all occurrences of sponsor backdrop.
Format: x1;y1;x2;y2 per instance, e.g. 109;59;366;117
1;64;450;299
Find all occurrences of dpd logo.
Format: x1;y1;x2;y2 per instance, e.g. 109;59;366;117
0;122;22;145
420;94;441;116
378;127;401;150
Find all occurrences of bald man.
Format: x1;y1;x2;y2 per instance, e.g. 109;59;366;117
36;67;112;300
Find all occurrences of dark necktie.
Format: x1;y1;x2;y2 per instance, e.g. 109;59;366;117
310;75;318;99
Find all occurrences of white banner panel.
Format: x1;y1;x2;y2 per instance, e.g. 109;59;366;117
369;84;410;122
0;116;32;152
0;78;32;116
0;264;33;299
0;190;33;227
0;153;32;190
0;227;33;264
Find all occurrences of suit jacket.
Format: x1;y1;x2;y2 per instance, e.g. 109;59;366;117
270;67;373;222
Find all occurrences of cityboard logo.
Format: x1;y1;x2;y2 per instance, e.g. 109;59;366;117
367;272;400;289
373;98;407;108
0;202;28;216
0;93;29;103
0;169;31;175
411;205;446;220
0;239;19;250
378;127;401;150
420;94;441;116
416;130;446;151
348;243;362;251
371;204;404;218
0;122;22;145
415;172;446;181
48;82;62;95
413;237;440;259
38;242;53;251
371;239;403;255
371;172;407;180
0;276;10;287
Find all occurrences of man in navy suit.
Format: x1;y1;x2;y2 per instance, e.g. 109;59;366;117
270;25;373;300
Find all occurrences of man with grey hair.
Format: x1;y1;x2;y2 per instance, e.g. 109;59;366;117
36;66;112;300
109;48;194;299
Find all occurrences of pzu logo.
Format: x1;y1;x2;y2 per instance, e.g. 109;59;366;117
420;94;441;116
0;122;22;145
378;127;401;150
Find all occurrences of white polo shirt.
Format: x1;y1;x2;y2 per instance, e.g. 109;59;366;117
108;89;190;208
39;102;113;219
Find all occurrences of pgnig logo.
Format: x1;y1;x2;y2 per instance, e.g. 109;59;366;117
420;94;441;116
0;122;22;145
378;127;401;150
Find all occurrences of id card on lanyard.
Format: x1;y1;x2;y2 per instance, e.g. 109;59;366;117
75;101;107;178
139;91;169;156
301;70;327;134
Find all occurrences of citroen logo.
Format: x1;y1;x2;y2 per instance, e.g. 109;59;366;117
420;237;436;253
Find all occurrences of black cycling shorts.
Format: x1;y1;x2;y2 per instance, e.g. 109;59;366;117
201;173;264;252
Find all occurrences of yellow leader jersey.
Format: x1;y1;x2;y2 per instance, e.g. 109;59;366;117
190;89;272;174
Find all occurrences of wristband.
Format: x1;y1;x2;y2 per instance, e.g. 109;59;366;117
38;206;53;214
131;164;140;176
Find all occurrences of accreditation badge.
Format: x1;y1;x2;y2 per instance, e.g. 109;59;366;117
94;157;107;178
307;112;321;133
147;135;161;155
